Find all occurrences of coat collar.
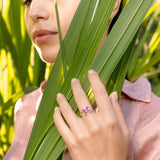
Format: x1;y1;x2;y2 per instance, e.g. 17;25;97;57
122;77;151;103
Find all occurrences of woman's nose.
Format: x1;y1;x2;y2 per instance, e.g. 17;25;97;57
29;0;49;21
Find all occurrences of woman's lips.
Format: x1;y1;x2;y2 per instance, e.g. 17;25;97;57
35;34;56;43
34;29;57;43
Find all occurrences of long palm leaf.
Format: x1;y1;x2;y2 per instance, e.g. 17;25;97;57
24;0;153;159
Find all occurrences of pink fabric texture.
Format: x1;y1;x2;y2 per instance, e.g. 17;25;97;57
15;77;160;159
120;77;160;159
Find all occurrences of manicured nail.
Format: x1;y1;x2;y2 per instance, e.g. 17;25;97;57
71;78;80;85
113;91;118;101
54;107;59;111
88;69;96;75
57;93;63;99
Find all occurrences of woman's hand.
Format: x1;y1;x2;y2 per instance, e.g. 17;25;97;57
54;70;129;160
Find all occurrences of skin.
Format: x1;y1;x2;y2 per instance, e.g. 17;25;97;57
24;0;81;62
55;70;129;160
4;0;129;159
24;0;120;63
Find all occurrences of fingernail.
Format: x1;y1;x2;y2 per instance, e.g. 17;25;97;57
57;93;63;99
71;78;77;82
71;78;80;85
113;91;118;101
54;107;59;111
88;69;96;75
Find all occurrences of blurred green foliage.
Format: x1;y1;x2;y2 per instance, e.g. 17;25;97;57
127;1;160;96
0;0;159;159
0;0;50;158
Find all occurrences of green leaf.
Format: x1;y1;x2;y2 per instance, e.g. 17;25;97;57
25;0;116;158
0;86;37;112
106;33;137;97
24;0;153;159
0;12;17;63
32;48;46;87
129;25;160;80
127;12;156;78
54;0;67;79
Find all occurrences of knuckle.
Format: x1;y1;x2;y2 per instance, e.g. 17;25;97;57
60;104;70;115
60;105;66;113
105;120;118;131
96;86;106;95
89;125;102;136
69;139;78;148
76;133;89;144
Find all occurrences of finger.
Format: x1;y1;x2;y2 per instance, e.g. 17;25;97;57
57;93;91;137
53;107;74;144
109;92;129;136
56;93;80;128
71;78;104;137
71;78;94;117
88;70;115;119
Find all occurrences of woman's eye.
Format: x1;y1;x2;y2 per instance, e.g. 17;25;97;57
23;0;32;6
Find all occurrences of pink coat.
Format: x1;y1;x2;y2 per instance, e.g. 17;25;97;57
120;77;160;159
14;77;160;159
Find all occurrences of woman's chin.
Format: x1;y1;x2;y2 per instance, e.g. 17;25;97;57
41;52;58;63
42;55;57;63
34;45;59;63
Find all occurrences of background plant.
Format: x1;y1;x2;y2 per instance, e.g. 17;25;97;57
0;0;159;159
127;0;160;96
0;0;50;158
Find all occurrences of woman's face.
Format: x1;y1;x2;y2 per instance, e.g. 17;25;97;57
24;0;80;63
24;0;120;63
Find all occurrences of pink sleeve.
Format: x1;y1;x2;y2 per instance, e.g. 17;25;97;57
120;77;160;160
120;93;160;160
133;93;160;160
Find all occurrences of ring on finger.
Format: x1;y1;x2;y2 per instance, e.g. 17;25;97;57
81;106;94;116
